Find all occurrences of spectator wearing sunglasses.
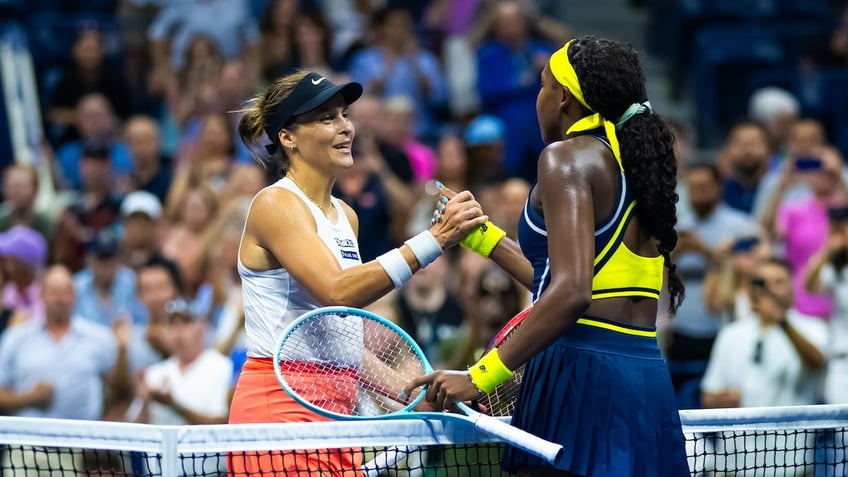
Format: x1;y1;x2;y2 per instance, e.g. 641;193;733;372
701;257;827;409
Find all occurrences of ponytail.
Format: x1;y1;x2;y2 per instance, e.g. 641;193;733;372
569;37;685;314
618;114;684;314
234;70;311;180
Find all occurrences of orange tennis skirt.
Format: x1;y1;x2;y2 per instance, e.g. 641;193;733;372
227;357;362;476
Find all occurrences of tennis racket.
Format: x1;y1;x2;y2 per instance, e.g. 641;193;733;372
365;305;534;476
273;306;562;470
475;305;533;417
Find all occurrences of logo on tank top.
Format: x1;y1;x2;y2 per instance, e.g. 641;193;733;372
335;238;356;248
341;250;359;260
335;237;359;261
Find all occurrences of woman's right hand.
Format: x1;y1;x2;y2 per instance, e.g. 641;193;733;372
429;187;488;249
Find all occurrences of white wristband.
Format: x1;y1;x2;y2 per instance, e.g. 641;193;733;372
404;230;443;269
376;248;413;289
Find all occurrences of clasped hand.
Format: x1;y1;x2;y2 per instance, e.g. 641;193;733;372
428;186;488;249
404;370;485;411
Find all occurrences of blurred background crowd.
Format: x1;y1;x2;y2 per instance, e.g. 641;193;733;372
0;0;845;430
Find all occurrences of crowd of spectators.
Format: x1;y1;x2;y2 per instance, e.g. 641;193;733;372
0;0;846;436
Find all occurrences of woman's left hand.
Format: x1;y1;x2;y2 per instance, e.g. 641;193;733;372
404;370;484;410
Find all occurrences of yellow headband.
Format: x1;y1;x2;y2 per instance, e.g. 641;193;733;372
549;39;588;110
548;39;622;168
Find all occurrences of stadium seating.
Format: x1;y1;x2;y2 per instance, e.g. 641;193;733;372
691;21;836;146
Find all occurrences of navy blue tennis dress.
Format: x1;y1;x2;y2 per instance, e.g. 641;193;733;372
502;136;690;476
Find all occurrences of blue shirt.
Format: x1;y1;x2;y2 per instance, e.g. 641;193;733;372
230;346;247;387
146;0;259;70
348;48;447;139
74;266;147;326
722;176;759;215
0;319;117;420
475;39;552;177
132;159;175;204
57;141;134;190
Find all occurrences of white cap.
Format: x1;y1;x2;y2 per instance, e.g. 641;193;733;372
121;191;162;219
749;87;800;125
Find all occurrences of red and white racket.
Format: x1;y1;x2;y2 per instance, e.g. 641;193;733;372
476;305;533;417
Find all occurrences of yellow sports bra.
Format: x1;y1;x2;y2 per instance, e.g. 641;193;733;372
592;201;664;300
590;135;663;300
519;135;664;303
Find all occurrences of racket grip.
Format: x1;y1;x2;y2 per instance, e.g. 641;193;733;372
473;415;563;465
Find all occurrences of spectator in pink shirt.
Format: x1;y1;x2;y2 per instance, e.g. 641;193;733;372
766;147;848;318
381;95;436;183
0;226;47;321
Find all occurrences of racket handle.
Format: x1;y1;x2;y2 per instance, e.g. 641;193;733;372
362;445;419;477
472;414;563;465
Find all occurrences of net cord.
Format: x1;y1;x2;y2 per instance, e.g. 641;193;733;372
0;417;506;453
0;404;846;452
679;404;848;432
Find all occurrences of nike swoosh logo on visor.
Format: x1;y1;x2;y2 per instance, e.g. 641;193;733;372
311;77;326;85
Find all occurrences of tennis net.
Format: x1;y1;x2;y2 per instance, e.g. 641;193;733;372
0;404;844;476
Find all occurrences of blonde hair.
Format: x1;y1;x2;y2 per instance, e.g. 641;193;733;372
237;69;310;178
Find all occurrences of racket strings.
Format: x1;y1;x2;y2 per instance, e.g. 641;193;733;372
277;313;427;417
480;367;524;416
477;308;532;417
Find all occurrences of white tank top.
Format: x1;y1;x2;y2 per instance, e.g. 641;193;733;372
239;177;362;358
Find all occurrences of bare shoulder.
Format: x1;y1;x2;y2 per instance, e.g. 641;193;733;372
538;137;607;183
246;185;313;235
241;185;317;269
250;185;307;217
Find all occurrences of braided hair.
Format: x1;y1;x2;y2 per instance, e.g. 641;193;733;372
569;37;685;314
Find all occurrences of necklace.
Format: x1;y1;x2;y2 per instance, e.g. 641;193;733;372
288;175;331;215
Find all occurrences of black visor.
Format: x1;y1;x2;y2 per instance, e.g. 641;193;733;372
265;72;363;144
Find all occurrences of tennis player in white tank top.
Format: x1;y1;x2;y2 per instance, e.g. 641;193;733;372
227;70;487;476
239;177;362;358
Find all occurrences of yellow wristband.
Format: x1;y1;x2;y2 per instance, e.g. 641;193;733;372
460;221;506;258
468;348;513;394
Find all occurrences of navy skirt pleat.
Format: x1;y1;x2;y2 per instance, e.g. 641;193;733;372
502;320;690;477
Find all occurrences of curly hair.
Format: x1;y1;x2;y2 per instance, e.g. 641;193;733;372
568;36;684;314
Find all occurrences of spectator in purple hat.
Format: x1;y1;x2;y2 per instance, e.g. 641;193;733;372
0;226;47;322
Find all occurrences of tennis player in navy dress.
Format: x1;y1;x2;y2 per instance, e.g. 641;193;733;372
407;36;690;477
